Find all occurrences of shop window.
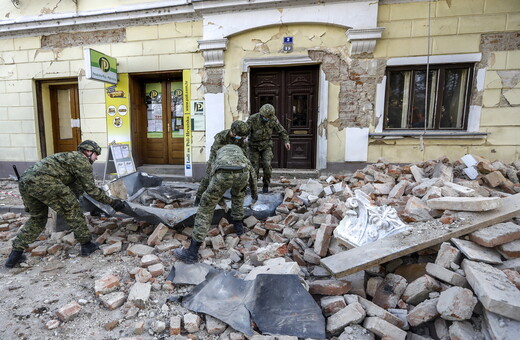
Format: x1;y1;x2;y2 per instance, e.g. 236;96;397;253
384;63;474;130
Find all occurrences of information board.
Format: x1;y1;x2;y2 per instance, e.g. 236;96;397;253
104;143;136;178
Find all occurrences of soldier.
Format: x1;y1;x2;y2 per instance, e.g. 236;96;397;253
194;120;250;205
175;144;258;263
247;103;290;193
4;140;126;268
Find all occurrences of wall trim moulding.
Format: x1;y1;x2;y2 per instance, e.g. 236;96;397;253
242;55;315;72
346;27;385;55
198;39;228;67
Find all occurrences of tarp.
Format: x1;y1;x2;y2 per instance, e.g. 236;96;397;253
181;271;326;338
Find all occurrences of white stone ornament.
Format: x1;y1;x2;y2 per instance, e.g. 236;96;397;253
334;189;409;248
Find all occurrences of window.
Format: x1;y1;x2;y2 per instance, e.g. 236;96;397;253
384;63;474;130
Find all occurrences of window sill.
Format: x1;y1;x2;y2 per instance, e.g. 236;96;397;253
370;131;488;139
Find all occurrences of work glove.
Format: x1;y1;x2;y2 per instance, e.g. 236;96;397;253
110;199;127;212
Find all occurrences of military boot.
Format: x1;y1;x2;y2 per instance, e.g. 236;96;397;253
262;184;269;193
174;240;202;264
5;250;26;268
80;242;100;257
233;220;244;236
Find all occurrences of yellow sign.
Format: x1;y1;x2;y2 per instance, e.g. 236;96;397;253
183;70;192;177
105;73;131;146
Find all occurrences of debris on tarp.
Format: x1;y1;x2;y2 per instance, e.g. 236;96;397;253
182;271;326;338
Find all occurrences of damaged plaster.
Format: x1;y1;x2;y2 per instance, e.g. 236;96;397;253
41;28;126;49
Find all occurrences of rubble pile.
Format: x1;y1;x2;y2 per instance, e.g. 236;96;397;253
0;155;519;339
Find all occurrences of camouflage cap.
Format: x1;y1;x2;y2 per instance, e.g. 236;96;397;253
259;104;275;118
230;120;250;137
77;140;102;155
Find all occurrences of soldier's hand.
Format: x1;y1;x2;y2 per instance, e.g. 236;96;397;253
285;143;291;151
110;199;127;212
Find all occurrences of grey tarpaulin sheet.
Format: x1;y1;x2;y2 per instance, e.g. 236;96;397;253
224;192;284;220
182;272;326;338
115;171;163;196
82;196;227;228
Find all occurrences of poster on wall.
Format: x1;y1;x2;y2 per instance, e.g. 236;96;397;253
183;70;192;177
192;100;205;131
105;73;131;146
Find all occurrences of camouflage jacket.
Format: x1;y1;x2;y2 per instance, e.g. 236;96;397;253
210;145;258;198
208;129;249;164
21;151;113;205
246;112;289;149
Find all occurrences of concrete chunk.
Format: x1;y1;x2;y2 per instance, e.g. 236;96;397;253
363;317;406;340
497;239;520;259
357;296;405;329
426;263;467;287
128;282;151;309
326;302;366;335
483;309;520;340
407;298;439;327
427;196;501;211
437;286;477;321
462;259;520;321
470;222;520;247
451;238;502;265
449;321;484;340
402;274;441;305
435;242;461;268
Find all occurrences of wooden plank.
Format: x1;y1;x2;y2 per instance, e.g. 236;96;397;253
321;193;520;278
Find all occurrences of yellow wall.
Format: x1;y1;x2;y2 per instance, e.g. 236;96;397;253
0;20;204;162
372;0;520;163
225;23;349;162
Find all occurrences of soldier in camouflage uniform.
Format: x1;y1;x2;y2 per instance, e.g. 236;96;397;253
175;144;258;263
4;140;126;268
247;104;290;193
194;120;250;205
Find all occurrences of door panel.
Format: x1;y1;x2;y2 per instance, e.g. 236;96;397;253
250;66;318;169
50;84;80;153
137;78;184;165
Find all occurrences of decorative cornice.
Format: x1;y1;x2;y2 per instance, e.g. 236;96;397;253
346;27;385;55
198;39;228;67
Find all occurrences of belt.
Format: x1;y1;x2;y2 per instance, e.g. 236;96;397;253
216;168;245;173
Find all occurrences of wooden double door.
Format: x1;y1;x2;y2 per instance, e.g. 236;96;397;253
130;74;184;165
250;65;318;169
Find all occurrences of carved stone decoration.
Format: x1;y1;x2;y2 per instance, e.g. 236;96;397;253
198;38;228;67
333;189;409;248
346;27;385;55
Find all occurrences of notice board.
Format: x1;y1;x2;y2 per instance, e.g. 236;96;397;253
104;143;136;178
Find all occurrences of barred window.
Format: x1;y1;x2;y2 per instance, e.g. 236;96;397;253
384;63;474;130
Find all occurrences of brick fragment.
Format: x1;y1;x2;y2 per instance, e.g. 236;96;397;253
147;223;169;246
55;301;82;322
373;273;407;309
402;274;441;305
309;279;352;296
94;274;120;295
184;312;201;333
169;315;181;335
326;302;366;335
470;222;520;247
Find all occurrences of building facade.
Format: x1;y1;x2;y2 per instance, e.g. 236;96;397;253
0;0;518;179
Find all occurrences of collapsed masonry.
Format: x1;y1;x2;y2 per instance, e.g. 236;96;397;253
0;154;519;339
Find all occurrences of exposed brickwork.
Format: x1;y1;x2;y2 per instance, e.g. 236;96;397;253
202;67;224;94
41;29;126;48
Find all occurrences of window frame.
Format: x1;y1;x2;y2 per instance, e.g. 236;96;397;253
383;62;475;131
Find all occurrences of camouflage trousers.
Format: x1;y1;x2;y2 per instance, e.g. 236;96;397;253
249;145;273;186
192;170;248;242
195;164;212;199
12;176;91;250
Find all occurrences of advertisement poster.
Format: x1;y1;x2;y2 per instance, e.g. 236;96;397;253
183;70;192;177
105;73;131;146
192;100;205;131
